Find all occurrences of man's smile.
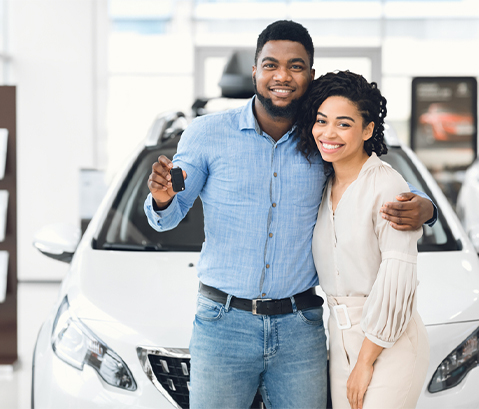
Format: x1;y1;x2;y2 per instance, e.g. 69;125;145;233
270;87;294;97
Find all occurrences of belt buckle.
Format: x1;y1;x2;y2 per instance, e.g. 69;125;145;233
332;304;352;330
252;298;272;315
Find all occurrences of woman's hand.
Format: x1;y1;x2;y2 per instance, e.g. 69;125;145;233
347;361;373;409
347;338;383;409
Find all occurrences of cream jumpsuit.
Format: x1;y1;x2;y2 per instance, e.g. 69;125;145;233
312;153;430;409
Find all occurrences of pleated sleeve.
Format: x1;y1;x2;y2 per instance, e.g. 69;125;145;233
360;164;423;348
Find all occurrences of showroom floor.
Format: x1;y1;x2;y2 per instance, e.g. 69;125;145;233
0;282;61;409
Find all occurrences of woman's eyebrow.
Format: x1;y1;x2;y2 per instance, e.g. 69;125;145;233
337;116;355;122
316;112;355;122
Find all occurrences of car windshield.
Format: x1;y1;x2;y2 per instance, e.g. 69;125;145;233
96;135;205;252
95;140;458;252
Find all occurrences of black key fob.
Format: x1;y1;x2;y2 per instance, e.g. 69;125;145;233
170;167;185;192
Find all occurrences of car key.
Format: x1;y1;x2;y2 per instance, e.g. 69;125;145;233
170;167;185;192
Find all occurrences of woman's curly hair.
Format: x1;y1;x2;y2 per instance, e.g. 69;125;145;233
297;70;388;164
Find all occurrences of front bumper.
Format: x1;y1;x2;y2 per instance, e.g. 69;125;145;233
32;307;479;409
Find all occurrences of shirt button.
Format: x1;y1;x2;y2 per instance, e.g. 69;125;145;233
273;172;277;177
269;233;273;238
262;293;266;297
272;203;276;208
266;264;270;268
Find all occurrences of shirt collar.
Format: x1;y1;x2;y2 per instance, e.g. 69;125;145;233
359;152;383;175
239;96;297;141
239;96;259;132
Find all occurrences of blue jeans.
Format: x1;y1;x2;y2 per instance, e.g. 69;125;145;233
189;293;328;409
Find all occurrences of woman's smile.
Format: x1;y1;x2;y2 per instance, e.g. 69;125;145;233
319;141;344;152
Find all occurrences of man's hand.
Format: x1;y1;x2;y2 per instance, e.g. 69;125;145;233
380;192;434;231
147;155;187;209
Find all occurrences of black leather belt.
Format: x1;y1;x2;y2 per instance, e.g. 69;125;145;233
199;282;324;316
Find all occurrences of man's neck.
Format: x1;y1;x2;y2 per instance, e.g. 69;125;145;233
253;98;295;142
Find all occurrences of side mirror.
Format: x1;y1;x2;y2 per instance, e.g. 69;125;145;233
468;225;479;254
33;223;82;263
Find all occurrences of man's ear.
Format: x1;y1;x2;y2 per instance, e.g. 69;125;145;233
252;65;256;81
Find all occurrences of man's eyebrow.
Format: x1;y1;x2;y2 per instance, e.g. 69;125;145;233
261;57;307;65
289;58;306;65
261;57;279;63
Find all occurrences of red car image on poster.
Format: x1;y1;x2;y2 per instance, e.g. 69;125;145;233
418;103;474;142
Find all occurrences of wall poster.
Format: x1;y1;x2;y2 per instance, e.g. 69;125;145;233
411;77;477;169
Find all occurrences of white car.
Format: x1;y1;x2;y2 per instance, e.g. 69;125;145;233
457;158;479;252
32;110;479;409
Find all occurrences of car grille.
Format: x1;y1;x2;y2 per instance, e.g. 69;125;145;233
148;353;190;408
137;346;264;409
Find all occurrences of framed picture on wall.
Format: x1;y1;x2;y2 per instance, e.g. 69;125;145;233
411;77;477;169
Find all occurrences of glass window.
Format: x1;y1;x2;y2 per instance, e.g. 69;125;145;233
314;57;372;82
96;134;458;253
381;147;457;251
0;0;9;85
109;0;172;35
96;136;205;252
111;19;168;35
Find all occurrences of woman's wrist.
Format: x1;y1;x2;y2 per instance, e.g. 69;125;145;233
357;337;384;366
357;355;376;367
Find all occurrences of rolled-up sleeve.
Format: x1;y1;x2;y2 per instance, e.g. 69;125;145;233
361;168;423;348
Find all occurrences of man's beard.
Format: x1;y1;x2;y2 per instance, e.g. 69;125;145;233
253;76;303;120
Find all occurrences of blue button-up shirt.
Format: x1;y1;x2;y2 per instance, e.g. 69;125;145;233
144;97;434;300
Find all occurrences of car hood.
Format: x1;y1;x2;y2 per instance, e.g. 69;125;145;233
417;250;479;326
65;244;479;348
66;245;200;348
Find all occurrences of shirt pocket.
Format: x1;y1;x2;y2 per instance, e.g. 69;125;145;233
290;163;325;208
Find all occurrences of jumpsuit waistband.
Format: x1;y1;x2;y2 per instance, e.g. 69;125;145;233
327;296;368;330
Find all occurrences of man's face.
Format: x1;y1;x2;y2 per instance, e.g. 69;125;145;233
252;40;315;120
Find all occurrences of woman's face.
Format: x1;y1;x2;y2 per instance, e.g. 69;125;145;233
312;96;374;166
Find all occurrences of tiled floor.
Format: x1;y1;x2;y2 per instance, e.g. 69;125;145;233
0;282;61;409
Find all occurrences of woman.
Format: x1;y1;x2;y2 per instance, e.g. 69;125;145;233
298;71;429;409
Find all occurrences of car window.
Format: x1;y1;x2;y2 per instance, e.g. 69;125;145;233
95;140;458;253
381;147;458;252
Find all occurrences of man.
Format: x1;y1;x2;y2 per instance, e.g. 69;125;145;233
144;20;435;409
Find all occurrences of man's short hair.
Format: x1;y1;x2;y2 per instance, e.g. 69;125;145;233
255;20;314;69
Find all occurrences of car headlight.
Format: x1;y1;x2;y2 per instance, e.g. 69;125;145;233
428;326;479;393
51;296;137;391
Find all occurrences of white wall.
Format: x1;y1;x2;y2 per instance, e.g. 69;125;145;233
8;0;107;280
